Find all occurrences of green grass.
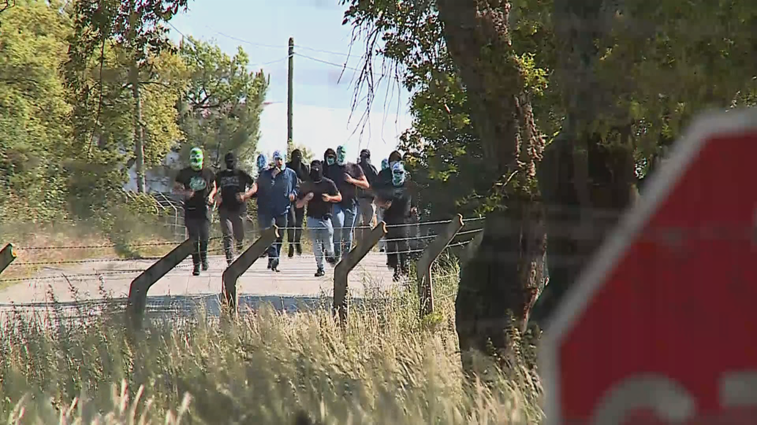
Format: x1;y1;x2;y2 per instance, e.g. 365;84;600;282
0;260;542;424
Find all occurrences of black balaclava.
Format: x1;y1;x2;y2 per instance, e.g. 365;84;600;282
360;149;371;164
291;149;302;166
324;148;337;166
388;150;402;165
224;152;237;170
310;160;324;182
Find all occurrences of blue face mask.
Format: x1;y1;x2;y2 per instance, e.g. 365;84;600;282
326;157;335;166
257;155;268;170
272;150;286;170
391;162;406;186
392;172;405;186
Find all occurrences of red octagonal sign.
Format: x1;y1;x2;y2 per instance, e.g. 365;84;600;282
541;108;757;425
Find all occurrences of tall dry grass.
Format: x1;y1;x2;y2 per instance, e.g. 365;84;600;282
0;261;543;424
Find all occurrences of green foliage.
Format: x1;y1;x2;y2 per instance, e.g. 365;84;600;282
0;1;269;235
0;0;72;223
178;36;269;170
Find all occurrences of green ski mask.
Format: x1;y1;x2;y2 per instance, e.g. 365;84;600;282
189;148;204;171
336;146;347;166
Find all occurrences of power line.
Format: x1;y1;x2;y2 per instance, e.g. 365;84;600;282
250;55;292;68
294;44;351;57
167;22;290;69
295;52;394;79
204;26;284;50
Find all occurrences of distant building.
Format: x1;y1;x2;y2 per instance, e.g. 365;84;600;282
123;150;183;194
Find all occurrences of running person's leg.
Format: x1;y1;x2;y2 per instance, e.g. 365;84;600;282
342;203;358;255
287;207;296;258
258;213;275;268
294;206;305;255
308;216;326;276
199;212;211;271
330;204;345;261
396;236;410;278
270;213;288;271
219;208;234;264
386;237;399;278
324;217;335;265
231;209;245;255
186;216;202;275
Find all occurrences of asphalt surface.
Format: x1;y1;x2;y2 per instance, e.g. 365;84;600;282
0;251;398;322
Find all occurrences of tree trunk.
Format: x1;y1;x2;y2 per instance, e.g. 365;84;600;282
530;0;639;325
128;0;145;194
436;0;547;370
130;62;146;194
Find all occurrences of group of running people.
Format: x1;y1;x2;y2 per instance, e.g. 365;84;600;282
173;146;416;281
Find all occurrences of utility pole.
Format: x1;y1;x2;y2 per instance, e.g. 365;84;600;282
287;37;294;154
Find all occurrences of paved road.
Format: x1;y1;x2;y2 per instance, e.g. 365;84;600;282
0;252;398;321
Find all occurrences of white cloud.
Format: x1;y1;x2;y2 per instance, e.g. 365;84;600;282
258;103;412;163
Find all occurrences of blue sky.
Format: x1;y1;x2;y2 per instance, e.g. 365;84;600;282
167;0;413;164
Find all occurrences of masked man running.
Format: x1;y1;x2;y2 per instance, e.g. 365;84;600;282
256;150;299;272
174;147;217;276
296;160;341;277
215;152;257;265
324;145;369;262
376;158;390;252
356;149;379;243
375;162;417;282
286;149;310;258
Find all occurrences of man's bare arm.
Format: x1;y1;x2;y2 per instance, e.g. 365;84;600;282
350;174;370;189
242;181;258;200
208;181;218;204
323;190;342;203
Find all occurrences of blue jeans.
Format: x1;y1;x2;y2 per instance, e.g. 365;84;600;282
307;216;334;268
330;202;357;258
258;212;288;259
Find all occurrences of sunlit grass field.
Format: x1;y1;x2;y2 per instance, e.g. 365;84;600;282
0;256;542;424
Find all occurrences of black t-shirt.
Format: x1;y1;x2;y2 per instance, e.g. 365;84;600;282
324;162;364;207
298;178;339;220
215;168;254;211
382;186;413;225
175;167;215;218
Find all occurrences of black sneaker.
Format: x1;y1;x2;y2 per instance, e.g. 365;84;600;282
296;244;303;256
271;258;280;272
288;244;294;258
201;260;209;271
193;264;201;276
393;270;401;282
325;255;337;266
314;267;325;277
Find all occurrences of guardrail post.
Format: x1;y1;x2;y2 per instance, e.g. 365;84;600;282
0;244;17;275
125;238;196;328
333;221;387;325
416;214;464;317
222;225;279;313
